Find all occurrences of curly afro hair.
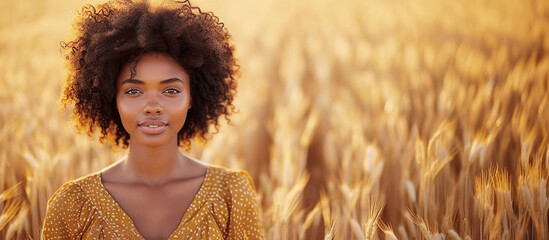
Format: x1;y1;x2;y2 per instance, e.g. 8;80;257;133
61;0;238;149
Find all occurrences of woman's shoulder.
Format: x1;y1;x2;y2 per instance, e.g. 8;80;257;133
43;172;108;238
46;172;101;208
206;164;256;190
204;165;264;238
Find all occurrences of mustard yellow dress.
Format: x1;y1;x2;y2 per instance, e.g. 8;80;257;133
41;165;264;239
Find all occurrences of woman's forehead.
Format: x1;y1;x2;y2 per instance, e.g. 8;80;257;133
117;53;189;84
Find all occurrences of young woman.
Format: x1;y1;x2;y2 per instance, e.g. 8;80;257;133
41;1;263;239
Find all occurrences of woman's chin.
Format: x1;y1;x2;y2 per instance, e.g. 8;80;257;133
130;135;177;149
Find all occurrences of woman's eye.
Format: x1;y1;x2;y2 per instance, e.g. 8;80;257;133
124;88;142;95
163;89;181;95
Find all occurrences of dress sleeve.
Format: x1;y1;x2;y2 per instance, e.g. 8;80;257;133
226;170;264;239
41;181;90;240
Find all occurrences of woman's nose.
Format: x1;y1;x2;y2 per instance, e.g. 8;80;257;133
144;105;163;115
143;97;163;115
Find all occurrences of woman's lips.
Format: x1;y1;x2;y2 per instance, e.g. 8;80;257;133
138;121;168;135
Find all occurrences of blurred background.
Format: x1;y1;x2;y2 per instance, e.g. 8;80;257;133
1;0;549;239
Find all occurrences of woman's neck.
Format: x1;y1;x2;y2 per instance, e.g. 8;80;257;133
123;139;185;186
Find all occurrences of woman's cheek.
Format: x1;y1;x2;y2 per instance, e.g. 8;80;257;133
116;97;139;132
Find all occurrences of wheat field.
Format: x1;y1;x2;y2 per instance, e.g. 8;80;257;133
1;0;549;239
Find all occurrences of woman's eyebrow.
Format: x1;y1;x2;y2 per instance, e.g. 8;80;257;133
160;78;184;85
120;79;144;85
120;78;184;85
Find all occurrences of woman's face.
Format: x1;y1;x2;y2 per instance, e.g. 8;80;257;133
116;53;191;148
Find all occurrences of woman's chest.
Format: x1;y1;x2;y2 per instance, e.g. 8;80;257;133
102;178;204;239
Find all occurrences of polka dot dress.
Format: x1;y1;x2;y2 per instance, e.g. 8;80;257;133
41;165;264;239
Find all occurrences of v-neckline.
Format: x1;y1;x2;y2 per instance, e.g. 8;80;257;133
94;166;211;239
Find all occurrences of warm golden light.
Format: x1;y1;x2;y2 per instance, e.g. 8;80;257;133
1;0;548;238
